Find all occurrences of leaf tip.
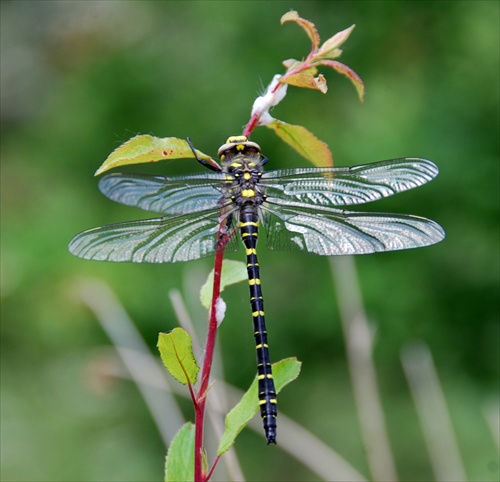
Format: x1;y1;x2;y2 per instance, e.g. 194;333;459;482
280;10;299;24
280;10;320;49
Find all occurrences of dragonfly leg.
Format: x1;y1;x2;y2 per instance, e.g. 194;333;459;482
186;137;221;172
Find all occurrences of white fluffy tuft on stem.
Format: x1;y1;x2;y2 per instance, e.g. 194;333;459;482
215;297;227;326
250;74;288;126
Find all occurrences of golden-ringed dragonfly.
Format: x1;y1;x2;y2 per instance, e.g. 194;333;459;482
69;135;445;444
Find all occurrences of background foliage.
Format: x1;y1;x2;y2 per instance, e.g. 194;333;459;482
1;1;498;481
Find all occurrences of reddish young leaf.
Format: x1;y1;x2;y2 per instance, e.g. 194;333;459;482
281;73;328;93
319;60;365;101
317;25;356;60
282;58;302;70
281;11;320;50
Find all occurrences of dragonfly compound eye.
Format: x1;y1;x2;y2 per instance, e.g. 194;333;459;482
218;136;261;159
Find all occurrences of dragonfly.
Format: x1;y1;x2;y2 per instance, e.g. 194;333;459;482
69;135;445;444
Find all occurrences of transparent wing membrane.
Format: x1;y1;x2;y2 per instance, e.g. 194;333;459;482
262;158;438;208
71;157;443;263
262;204;445;255
98;172;223;215
69;209;239;263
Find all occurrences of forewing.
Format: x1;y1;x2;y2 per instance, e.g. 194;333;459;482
69;210;239;263
98;172;223;215
262;204;445;255
262;158;439;208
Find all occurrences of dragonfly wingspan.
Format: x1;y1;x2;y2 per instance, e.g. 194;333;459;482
98;173;223;215
69;135;445;446
262;158;439;208
69;209;239;263
262;204;445;255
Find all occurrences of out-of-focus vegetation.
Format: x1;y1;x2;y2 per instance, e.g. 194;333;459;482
1;1;498;481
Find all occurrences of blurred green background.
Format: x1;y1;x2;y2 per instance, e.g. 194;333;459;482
1;1;498;481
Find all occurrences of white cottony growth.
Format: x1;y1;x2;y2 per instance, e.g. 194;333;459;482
251;74;288;126
215;297;226;326
257;111;275;126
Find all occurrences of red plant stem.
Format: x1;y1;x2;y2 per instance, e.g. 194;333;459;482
206;455;221;481
194;242;225;482
242;114;260;139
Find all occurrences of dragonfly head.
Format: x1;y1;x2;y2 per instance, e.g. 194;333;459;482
218;136;261;161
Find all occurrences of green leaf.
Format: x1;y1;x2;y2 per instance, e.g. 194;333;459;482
200;260;248;310
217;357;302;455
281;73;327;93
164;422;195;482
319;60;365;102
281;11;320;50
158;328;200;385
95;135;216;175
266;120;333;167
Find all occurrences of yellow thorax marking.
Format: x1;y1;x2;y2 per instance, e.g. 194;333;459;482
241;189;255;197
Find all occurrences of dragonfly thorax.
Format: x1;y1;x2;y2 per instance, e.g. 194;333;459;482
222;151;265;207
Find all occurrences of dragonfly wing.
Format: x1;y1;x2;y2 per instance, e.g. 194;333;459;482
69;210;239;263
262;204;445;255
98;173;223;215
262;158;439;208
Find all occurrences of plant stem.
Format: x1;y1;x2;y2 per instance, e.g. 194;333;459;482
401;342;466;482
330;257;398;482
194;242;225;482
206;455;221;481
242;114;260;138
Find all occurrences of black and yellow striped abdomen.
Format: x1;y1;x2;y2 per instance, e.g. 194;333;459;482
239;204;277;444
220;136;277;443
